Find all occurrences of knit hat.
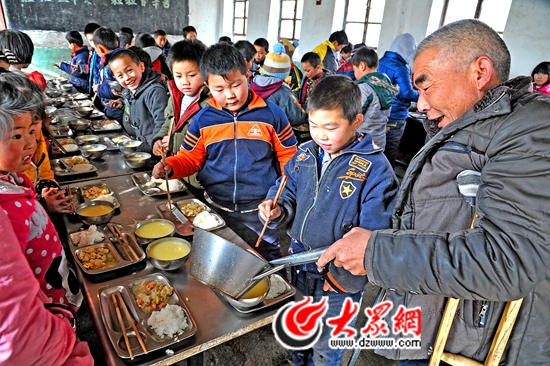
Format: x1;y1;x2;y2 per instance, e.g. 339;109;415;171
261;43;291;80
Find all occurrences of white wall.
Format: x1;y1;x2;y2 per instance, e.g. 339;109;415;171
189;0;226;46
296;0;337;59
247;0;272;44
377;0;434;56
504;0;550;77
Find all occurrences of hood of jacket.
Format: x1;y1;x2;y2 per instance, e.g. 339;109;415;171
357;72;400;111
0;174;33;204
249;75;284;100
142;46;162;63
388;33;417;64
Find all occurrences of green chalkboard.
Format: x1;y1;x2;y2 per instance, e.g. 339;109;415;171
2;0;189;35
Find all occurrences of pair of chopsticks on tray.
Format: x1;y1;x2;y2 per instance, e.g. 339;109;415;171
107;223;139;261
111;290;147;359
255;175;288;247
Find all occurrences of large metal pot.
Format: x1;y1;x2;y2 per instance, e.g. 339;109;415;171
191;229;327;300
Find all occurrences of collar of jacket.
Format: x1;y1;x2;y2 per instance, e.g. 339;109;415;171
323;39;336;51
206;89;267;112
171;84;210;132
71;45;88;57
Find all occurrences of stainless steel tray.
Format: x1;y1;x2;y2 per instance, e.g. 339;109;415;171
70;232;145;278
131;172;187;196
52;155;97;177
66;92;89;100
98;273;198;359
73;182;121;209
156;198;225;237
49;124;73;137
50;138;80;156
66;100;93;108
220;274;296;314
98;136;122;151
88;109;106;120
91;119;122;132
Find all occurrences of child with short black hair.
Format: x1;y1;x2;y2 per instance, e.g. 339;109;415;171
55;30;89;93
531;61;550;95
234;40;256;77
251;37;269;76
154;29;171;55
84;22;101;95
135;33;172;79
93;27;124;122
352;46;399;149
297;52;326;108
109;49;169;153
182;25;197;40
259;75;398;366
152;43;297;261
118;32;133;49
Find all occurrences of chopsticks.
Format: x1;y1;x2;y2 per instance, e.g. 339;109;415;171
66;185;76;212
162;117;175;209
255;175;288;247
50;135;68;154
107;223;139;261
112;291;148;359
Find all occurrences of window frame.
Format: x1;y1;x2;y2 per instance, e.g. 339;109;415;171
343;0;384;48
233;0;249;39
278;0;302;41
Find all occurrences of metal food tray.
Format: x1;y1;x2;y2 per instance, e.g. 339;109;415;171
66;100;93;108
131;172;187;196
91;119;121;132
155;198;225;237
220;273;296;314
70;232;145;280
66;92;89;100
51;138;80;156
51;156;97;177
74;182;121;209
49;124;73;137
98;136;121;151
88;109;106;120
98;273;198;359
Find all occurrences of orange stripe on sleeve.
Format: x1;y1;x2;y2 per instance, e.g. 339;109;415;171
326;272;349;293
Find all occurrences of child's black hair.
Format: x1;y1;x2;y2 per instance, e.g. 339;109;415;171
0;30;34;65
234;40;256;62
108;48;142;68
118;32;133;48
127;46;152;69
301;52;321;68
254;38;269;52
531;61;550;86
329;30;348;46
135;33;157;48
218;36;233;44
120;27;133;36
166;40;206;70
84;22;101;35
182;26;197;38
93;27;118;51
351;46;378;69
307;75;361;124
154;29;167;37
341;43;352;54
65;30;84;47
200;43;247;82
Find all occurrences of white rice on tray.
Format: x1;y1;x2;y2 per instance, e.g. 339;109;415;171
147;304;188;338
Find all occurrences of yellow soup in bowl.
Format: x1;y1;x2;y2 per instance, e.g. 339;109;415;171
242;278;269;299
136;221;174;239
78;205;113;217
149;240;190;261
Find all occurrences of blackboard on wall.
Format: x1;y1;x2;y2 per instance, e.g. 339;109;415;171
2;0;189;35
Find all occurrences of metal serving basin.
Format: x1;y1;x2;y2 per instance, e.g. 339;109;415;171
190;229;326;300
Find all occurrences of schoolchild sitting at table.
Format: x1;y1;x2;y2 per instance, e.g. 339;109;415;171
54;30;90;93
109;49;169;153
259;76;398;366
152;43;297;261
0;69;83;310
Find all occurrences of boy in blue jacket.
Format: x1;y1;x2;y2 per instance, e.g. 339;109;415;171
152;43;297;261
259;76;399;366
55;31;89;93
92;27;124;122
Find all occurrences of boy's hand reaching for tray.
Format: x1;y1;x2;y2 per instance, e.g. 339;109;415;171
258;199;281;222
152;161;172;179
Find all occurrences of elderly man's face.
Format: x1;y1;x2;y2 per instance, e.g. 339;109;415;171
413;48;482;129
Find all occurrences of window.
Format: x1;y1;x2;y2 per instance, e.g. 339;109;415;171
343;0;386;48
439;0;512;34
279;0;303;41
234;0;249;41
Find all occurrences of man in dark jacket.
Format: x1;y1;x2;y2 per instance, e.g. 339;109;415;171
377;33;419;167
318;19;550;365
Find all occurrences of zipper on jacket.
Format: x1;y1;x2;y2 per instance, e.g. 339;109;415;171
232;114;238;210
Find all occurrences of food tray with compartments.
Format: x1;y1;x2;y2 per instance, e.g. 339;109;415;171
90;119;122;132
50;138;80;156
219;273;296;314
131;172;187;196
70;182;121;209
51;155;97;177
68;227;145;282
155;198;225;237
98;135;130;151
49;124;73;137
98;273;197;359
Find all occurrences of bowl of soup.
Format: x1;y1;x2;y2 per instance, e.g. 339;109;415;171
134;218;175;245
76;201;115;225
223;277;271;309
123;152;151;169
146;237;191;271
75;135;99;146
80;144;107;160
118;139;143;154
